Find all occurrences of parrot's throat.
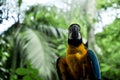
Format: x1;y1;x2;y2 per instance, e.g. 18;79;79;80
68;38;83;46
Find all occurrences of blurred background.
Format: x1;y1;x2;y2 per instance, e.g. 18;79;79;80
0;0;120;80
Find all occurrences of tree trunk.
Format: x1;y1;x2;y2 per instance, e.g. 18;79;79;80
85;0;96;50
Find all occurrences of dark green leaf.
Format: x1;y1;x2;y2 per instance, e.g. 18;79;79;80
16;68;29;75
23;76;32;80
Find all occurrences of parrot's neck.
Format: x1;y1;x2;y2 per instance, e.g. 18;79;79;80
67;43;87;55
68;38;83;46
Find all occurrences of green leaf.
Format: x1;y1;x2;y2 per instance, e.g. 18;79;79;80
23;76;32;80
31;68;39;77
10;74;18;80
101;64;111;72
16;68;29;75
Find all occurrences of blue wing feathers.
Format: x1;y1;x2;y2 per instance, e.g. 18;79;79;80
87;49;101;80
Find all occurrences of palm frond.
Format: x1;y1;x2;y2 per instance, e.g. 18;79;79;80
35;25;67;38
35;25;68;57
15;28;58;80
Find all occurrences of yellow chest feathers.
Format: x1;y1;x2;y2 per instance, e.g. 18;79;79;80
66;43;87;61
66;43;88;78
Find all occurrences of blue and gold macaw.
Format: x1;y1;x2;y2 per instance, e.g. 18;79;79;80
56;24;101;80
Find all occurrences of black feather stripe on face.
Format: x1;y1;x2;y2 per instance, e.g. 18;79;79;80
68;38;83;46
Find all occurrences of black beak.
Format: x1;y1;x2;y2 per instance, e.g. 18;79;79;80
71;26;79;39
68;24;83;46
68;24;81;40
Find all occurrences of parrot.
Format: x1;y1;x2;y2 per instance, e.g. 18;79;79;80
56;24;101;80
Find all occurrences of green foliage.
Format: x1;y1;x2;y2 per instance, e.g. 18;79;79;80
13;22;67;80
0;35;13;80
96;0;120;9
0;1;103;80
96;18;120;80
14;27;59;80
53;34;67;57
23;5;67;28
16;68;29;75
96;0;112;9
0;1;95;80
0;4;68;80
0;37;10;63
10;62;42;80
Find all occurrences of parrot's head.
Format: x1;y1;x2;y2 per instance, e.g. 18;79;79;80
68;24;83;46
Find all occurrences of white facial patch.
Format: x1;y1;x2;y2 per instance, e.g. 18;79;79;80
68;32;72;39
78;33;81;39
68;32;81;39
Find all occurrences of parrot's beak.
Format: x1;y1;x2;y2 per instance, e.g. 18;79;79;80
68;24;81;40
68;24;82;46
